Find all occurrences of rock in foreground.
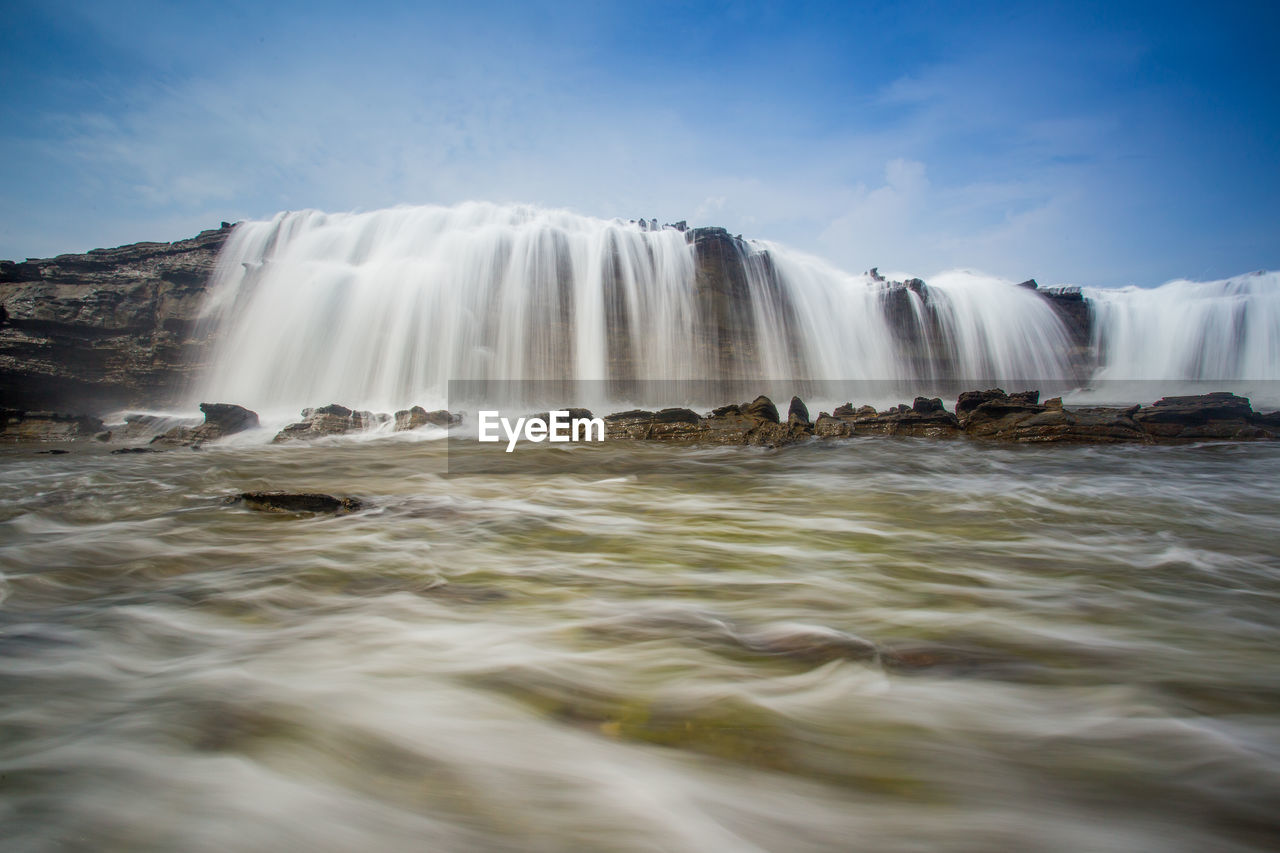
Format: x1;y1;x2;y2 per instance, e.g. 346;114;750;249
152;403;260;447
0;409;105;442
227;491;363;514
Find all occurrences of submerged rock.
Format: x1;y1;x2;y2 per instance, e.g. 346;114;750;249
737;624;877;664
227;491;363;514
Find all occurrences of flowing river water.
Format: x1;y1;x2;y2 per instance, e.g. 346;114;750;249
2;435;1279;851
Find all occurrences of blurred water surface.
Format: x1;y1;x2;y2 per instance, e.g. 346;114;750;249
1;437;1278;852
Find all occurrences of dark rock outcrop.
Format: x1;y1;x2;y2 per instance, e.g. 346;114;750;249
119;413;202;442
394;405;462;431
227;491;363;514
0;409;105;442
787;395;811;429
604;395;812;446
814;396;960;438
955;389;1276;443
744;395;780;423
0;224;234;411
1133;392;1273;441
598;390;1278;446
1040;286;1091;359
152;402;259;447
272;404;384;442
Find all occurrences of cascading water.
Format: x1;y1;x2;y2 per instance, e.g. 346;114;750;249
1086;272;1280;380
195;203;1080;414
195;202;1276;415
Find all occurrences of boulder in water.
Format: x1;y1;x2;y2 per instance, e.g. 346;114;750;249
153;402;259;447
604;395;811;446
744;395;780;423
787;396;811;428
816;397;959;438
273;404;375;442
201;402;259;434
737;623;877;664
648;408;704;440
602;409;658;440
228;491;363;514
951;389;1277;443
394;405;462;431
1133;393;1276;441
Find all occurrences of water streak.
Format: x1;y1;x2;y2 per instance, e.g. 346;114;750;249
1087;272;1280;380
195;204;1080;413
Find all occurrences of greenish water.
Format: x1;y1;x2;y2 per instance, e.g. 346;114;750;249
1;436;1279;851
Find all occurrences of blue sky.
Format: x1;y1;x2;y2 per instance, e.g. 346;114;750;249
1;0;1276;286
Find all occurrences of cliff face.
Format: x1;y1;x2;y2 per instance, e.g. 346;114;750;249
0;225;232;411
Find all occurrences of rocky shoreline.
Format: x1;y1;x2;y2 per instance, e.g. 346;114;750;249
4;390;1276;448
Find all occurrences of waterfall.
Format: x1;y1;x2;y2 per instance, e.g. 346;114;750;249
194;203;1274;415
1086;272;1280;380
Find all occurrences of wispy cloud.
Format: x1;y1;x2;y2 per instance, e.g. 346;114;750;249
2;0;1277;286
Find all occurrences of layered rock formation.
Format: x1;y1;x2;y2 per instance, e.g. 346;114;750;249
0;409;106;442
150;402;260;447
603;395;813;446
0;224;232;411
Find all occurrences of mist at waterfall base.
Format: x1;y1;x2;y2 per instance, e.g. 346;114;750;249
193;203;1280;421
4;203;1280;852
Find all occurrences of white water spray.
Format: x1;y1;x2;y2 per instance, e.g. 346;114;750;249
196;204;1082;413
1086;272;1280;380
195;203;1276;414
